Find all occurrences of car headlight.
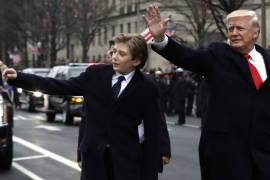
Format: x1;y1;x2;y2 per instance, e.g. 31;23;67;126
17;88;23;94
71;96;83;103
33;91;43;97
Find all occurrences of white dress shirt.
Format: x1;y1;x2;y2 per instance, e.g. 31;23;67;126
153;35;169;50
247;47;267;82
112;71;144;143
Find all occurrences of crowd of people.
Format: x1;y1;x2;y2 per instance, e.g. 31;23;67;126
143;67;208;126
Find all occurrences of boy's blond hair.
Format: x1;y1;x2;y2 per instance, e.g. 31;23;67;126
113;33;148;69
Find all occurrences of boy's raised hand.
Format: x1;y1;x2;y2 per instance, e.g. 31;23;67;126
142;4;170;42
0;61;17;80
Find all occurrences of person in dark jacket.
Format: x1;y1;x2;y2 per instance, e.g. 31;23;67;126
1;33;163;180
77;40;171;173
143;5;270;180
173;68;188;125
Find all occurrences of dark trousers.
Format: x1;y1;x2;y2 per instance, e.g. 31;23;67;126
186;94;194;115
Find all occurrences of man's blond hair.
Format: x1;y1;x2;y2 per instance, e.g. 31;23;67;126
227;9;260;33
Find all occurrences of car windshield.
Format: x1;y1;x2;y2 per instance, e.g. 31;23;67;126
69;67;87;78
34;71;49;77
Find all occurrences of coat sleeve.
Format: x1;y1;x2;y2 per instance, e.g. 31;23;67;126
8;67;92;96
152;37;216;76
159;111;171;158
158;110;171;173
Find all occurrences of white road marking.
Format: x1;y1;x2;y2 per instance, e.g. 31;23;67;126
13;155;48;162
13;162;45;180
184;124;200;129
166;121;175;125
14;115;28;121
35;125;61;131
166;121;200;129
13;136;81;172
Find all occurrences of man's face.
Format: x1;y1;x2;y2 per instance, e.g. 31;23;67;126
228;16;259;53
105;45;114;64
112;43;141;75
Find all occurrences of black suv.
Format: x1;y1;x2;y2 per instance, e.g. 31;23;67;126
43;64;88;125
0;87;13;169
17;68;50;112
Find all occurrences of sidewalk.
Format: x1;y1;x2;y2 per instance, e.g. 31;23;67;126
165;114;201;128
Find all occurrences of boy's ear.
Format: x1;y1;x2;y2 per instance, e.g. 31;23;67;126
132;59;142;67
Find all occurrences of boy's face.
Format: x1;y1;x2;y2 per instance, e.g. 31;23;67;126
112;43;141;75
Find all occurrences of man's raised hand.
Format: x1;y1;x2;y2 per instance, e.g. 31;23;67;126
0;61;17;80
142;4;170;42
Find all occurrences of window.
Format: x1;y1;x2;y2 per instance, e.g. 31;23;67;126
92;37;95;46
120;24;123;33
98;55;102;62
112;25;115;37
104;27;107;44
93;55;96;61
127;23;131;33
127;0;132;12
120;0;125;14
135;21;138;33
98;28;102;46
112;0;116;10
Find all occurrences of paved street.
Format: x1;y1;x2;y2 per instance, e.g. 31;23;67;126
0;109;202;180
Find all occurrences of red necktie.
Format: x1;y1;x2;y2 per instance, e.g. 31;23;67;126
244;54;263;89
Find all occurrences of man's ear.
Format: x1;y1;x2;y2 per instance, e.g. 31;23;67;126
133;59;142;67
253;29;259;40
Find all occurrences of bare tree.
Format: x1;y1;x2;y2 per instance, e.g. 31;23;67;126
62;0;78;60
0;0;25;66
75;0;113;62
203;0;248;40
158;0;216;48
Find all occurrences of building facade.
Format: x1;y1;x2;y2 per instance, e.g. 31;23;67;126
57;0;270;71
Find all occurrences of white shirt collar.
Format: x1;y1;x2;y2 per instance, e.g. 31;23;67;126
248;46;257;62
113;70;135;82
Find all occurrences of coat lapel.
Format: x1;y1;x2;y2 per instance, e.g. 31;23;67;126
101;65;115;101
229;47;255;88
255;45;270;89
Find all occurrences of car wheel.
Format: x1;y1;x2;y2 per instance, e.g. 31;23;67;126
63;102;73;125
46;112;56;122
28;97;35;112
0;127;13;170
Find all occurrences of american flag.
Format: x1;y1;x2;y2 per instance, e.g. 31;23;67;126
28;44;40;55
165;25;176;37
140;28;154;44
8;52;22;65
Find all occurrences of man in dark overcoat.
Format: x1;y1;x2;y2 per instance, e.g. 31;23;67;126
143;5;270;180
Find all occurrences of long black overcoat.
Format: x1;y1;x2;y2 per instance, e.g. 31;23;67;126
9;64;161;180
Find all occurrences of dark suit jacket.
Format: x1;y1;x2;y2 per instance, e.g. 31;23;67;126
77;78;172;173
9;64;162;180
152;37;270;179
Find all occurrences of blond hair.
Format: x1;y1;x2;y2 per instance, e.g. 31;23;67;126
227;9;260;33
113;33;148;69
